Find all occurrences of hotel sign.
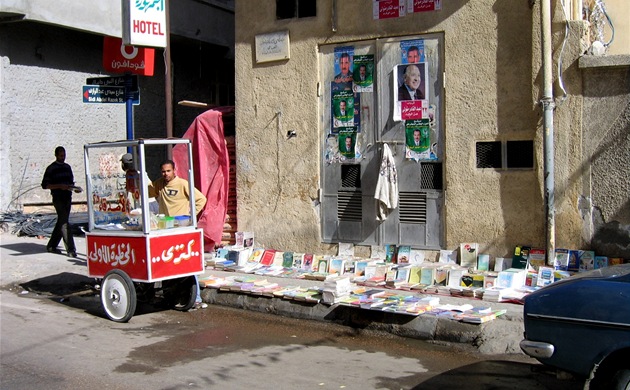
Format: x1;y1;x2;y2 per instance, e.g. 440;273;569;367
122;0;167;48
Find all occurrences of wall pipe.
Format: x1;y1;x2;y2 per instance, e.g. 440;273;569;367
541;0;556;264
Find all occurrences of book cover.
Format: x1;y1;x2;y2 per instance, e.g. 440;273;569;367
537;266;554;287
578;250;595;272
609;257;623;266
364;264;377;279
484;273;497;288
272;251;285;267
317;257;330;273
567;250;579;272
409;249;425;265
260;249;276;266
329;258;346;275
302;254;314;270
385;244;397;263
553;249;569;271
292;253;305;269
594;256;608;269
248;248;265;263
512;245;530;269
282;251;294;268
408;265;422;285
527;248;546;271
370;245;386;260
493;257;512;272
420;266;435;286
396;266;411;283
439;249;458;264
433;267;448;286
459;243;478;269
448;268;464;288
477;254;490;272
354;260;369;277
385;268;398;282
397;245;411;264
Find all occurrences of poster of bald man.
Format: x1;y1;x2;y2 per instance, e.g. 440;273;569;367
393;62;429;121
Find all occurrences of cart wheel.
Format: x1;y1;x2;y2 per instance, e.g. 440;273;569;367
101;269;137;322
163;276;197;312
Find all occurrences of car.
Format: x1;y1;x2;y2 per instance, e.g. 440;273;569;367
520;264;630;389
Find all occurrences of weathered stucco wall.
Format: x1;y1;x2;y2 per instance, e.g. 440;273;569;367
579;56;630;258
234;0;615;257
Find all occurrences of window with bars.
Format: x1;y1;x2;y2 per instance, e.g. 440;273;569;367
476;140;534;169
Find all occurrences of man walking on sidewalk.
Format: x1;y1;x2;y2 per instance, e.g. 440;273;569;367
41;146;78;257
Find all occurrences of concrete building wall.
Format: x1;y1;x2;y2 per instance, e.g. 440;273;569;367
234;0;625;257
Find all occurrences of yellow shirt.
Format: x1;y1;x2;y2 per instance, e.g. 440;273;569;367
148;176;207;217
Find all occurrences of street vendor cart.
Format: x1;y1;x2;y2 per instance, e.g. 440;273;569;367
84;139;204;322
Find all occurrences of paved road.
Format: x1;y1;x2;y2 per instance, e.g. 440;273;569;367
0;233;584;389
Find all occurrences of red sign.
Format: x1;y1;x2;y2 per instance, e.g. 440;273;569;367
87;235;149;280
149;231;204;279
401;100;427;120
103;36;155;76
411;0;442;13
374;0;405;20
86;230;204;281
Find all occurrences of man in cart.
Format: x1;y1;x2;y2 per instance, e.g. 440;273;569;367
148;159;207;218
148;159;208;309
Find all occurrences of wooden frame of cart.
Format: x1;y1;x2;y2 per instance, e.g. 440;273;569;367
84;139;204;322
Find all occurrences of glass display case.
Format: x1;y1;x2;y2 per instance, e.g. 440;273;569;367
83;139;204;322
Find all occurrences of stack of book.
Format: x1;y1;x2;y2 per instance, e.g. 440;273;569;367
322;276;354;304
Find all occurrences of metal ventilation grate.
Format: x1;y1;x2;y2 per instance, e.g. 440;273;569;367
420;163;443;190
399;192;427;224
337;190;362;221
341;164;361;188
476;141;502;168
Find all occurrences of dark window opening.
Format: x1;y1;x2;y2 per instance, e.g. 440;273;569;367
476;141;502;168
420;163;443;190
276;0;316;19
341;164;361;189
506;140;534;169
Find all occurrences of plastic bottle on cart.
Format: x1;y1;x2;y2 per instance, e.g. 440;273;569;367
157;214;166;229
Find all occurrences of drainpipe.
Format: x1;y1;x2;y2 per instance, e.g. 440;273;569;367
540;0;555;264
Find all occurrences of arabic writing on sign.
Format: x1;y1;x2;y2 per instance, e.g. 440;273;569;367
152;239;199;265
89;242;137;266
135;0;164;12
111;60;146;70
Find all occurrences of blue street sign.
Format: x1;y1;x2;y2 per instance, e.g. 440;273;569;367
86;75;139;91
82;86;140;105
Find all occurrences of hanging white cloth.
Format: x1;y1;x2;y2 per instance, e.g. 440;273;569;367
374;143;398;221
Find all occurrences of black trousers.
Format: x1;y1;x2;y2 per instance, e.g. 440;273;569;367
47;198;76;252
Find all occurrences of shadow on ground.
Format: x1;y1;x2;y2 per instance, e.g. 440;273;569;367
410;360;583;390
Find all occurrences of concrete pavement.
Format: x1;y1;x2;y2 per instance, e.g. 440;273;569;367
0;232;526;355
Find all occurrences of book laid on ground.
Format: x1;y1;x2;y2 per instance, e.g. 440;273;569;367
578;250;595;272
292;253;305;269
494;257;512;272
282;251;294;268
553;249;569;270
370;245;386;261
354;260;369;277
302;253;314;270
338;242;354;257
527;248;546;271
537;266;554;287
397;245;411;265
439;249;458;264
328;258;346;275
317;256;330;273
385;244;397;263
459;243;478;269
409;249;425;265
477;254;490;272
272;251;285;267
594;256;608;269
248;248;265;263
567;250;580;272
259;249;276;266
512;245;530;269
